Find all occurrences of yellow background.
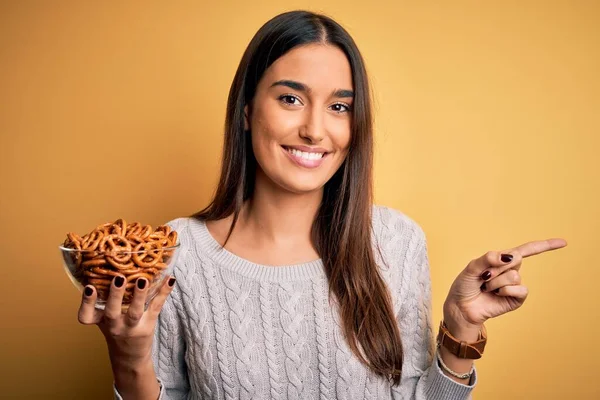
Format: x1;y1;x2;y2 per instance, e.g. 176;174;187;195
1;1;598;398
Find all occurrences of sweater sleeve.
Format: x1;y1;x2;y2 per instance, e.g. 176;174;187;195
390;223;477;400
113;282;190;399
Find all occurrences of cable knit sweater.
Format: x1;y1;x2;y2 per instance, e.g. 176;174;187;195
114;206;476;399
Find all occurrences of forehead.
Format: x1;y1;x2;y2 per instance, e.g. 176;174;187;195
263;43;353;91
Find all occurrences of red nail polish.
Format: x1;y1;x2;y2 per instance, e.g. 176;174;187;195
501;254;513;263
481;271;492;281
84;287;93;297
137;279;146;290
168;278;176;287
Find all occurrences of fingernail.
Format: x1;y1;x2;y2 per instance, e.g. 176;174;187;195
480;283;487;292
137;279;146;290
84;286;93;297
168;277;176;287
481;271;492;281
114;276;125;288
494;288;500;294
501;254;513;263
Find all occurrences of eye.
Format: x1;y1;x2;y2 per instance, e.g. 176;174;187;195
330;102;352;114
278;94;303;106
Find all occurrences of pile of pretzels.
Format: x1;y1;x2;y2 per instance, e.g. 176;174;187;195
62;219;178;302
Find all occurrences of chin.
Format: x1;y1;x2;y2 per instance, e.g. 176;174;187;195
274;173;328;195
255;161;338;195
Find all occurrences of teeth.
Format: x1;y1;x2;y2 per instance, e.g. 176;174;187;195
287;148;325;160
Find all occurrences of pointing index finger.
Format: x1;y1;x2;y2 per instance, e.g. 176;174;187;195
514;238;567;258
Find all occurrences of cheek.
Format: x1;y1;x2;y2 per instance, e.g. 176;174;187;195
329;119;352;153
251;105;297;149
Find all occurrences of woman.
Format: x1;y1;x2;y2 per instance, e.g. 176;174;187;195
78;10;566;399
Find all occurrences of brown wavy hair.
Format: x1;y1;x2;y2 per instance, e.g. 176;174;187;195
193;10;403;384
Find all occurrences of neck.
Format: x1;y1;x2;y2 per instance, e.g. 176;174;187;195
239;169;322;247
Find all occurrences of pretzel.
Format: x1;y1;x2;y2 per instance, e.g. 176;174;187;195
90;266;123;278
81;258;109;268
125;271;155;283
99;222;121;236
63;219;178;305
81;229;104;252
113;219;127;236
164;231;178;257
147;234;169;247
99;234;132;258
64;233;83;269
132;242;163;268
66;233;82;248
153;262;168;270
155;225;171;237
168;230;178;244
126;222;142;237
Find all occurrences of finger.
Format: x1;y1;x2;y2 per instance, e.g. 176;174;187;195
481;269;521;292
467;251;517;276
104;276;126;321
125;278;149;327
480;251;524;282
483;238;567;280
146;276;176;321
494;284;529;301
514;238;567;258
78;285;101;325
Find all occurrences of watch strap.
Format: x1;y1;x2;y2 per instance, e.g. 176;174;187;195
436;321;487;360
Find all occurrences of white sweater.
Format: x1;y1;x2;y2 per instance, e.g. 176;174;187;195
115;206;476;399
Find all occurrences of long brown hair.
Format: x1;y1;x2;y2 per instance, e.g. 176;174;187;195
194;10;403;385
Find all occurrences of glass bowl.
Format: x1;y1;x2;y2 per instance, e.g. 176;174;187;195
59;241;181;311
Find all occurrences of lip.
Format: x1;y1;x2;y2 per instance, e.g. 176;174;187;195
281;145;329;169
283;145;330;153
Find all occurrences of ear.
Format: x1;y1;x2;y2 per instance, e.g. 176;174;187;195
244;105;250;131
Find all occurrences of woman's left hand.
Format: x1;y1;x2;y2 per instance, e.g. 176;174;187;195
443;238;567;338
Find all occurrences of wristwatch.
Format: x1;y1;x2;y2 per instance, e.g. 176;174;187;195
436;321;487;359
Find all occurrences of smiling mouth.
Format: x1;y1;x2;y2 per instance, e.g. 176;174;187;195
281;146;327;160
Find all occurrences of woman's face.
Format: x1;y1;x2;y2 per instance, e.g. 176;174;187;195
247;43;353;194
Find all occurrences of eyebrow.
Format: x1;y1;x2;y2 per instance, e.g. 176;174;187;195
270;80;354;99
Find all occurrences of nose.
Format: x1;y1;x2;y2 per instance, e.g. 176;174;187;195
299;107;325;143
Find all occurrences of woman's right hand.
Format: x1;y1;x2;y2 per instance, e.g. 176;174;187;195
78;274;176;397
78;275;176;360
